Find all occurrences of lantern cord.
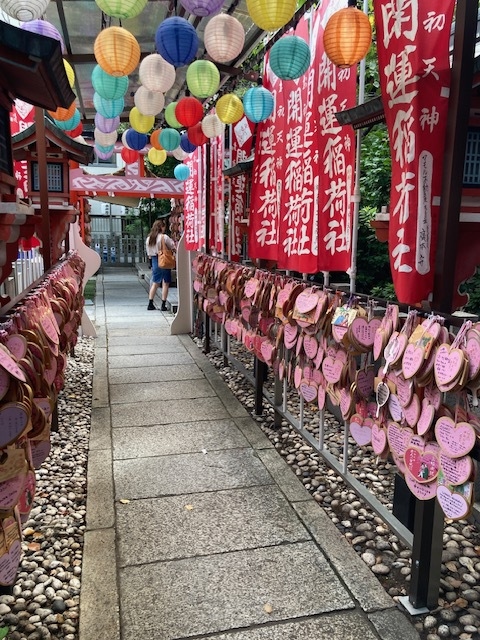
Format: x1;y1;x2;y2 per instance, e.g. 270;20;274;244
348;0;358;6
226;0;241;15
101;11;107;30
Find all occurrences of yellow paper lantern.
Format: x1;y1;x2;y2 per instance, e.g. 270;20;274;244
94;26;141;77
63;59;75;88
147;147;167;165
323;1;372;68
246;0;296;32
216;94;244;125
129;107;154;133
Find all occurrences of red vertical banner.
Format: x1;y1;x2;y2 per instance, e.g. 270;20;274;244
276;16;319;273
374;0;455;305
208;134;225;255
184;148;202;251
10;100;35;198
312;2;356;272
248;53;283;263
230;117;255;261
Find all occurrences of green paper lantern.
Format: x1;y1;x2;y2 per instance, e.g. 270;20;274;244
160;128;181;151
95;0;147;19
91;65;129;100
186;60;220;99
165;102;182;129
269;35;311;81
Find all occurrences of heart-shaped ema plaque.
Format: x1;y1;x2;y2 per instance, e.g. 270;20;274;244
387;421;413;459
299;379;318;403
0;538;22;586
322;356;343;384
356;368;374;399
404;445;439;483
402;343;425;380
348;317;382;351
0;403;30;448
349;414;372;446
439;452;473;486
436;482;473;521
434;416;476;458
283;323;298;350
417;400;435;437
405;471;438;501
295;290;318;314
371;423;387;455
434;344;465;388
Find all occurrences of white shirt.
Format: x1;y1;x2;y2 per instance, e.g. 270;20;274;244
146;233;175;257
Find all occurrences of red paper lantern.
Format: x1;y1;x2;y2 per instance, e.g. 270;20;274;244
187;122;208;146
175;96;203;127
66;122;83;138
121;147;139;164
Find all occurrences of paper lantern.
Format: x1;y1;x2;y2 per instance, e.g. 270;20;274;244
155;17;198;68
0;0;50;21
122;130;132;149
215;93;243;124
180;132;197;153
95;113;120;133
121;147;139;163
269;35;311;80
134;87;165;117
187;122;207;146
95;147;114;161
323;1;372;68
201;114;225;139
186;60;220;99
139;54;176;93
94;26;140;77
150;129;163;150
125;128;148;150
179;0;223;17
95;143;115;154
243;85;274;123
94;128;118;146
21;19;66;53
48;100;76;122
204;14;245;64
64;60;75;88
91;65;128;100
147;148;167;165
172;147;187;161
95;0;147;19
94;93;124;118
66;122;83;138
175;96;203;127
246;0;296;32
53;109;81;131
159;128;181;151
174;164;191;181
129;107;154;134
165;102;182;128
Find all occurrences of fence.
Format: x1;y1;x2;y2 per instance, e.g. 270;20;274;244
92;236;144;265
0;249;44;301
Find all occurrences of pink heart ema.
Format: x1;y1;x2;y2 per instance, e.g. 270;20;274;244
350;416;372;446
436;485;470;520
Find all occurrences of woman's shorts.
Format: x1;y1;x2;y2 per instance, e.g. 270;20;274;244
151;256;172;284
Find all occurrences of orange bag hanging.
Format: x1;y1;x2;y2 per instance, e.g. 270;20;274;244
157;235;175;269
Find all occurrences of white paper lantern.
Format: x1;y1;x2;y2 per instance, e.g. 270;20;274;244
172;147;187;161
94;128;118;147
0;0;50;21
122;130;132;149
134;86;165;116
201;113;225;138
204;14;245;63
139;53;176;93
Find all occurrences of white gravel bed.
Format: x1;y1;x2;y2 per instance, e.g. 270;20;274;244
0;337;94;640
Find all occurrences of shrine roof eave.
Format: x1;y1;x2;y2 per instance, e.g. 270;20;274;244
223;159;254;177
0;20;75;112
335;95;385;130
12;117;95;165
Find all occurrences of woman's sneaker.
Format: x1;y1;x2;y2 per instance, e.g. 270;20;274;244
147;301;155;310
161;301;167;311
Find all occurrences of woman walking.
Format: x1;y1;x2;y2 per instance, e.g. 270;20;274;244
145;218;176;311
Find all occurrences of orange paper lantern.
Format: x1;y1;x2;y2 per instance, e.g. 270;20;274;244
48;101;76;122
323;1;372;68
94;26;141;77
150;129;163;150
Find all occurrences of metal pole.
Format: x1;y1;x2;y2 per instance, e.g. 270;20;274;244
35;108;51;271
203;142;211;354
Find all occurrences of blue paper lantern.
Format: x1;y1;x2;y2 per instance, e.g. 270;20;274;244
269;35;311;81
180;132;197;153
125;128;148;151
174;164;191;181
91;65;129;100
155;17;198;67
160;128;181;151
243;85;274;123
93;93;125;118
53;109;81;131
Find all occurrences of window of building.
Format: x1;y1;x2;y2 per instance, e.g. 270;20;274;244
32;162;63;192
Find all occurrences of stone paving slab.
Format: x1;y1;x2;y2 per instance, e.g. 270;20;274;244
109;378;215;404
108;363;204;384
111;396;230;427
106;327;172;338
116;485;311;566
113;449;274;499
112;419;250;459
106;336;184;352
108;352;195;369
234;416;274;450
198;612;382;640
119;542;354;640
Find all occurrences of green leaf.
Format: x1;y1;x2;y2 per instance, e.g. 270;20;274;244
0;627;9;639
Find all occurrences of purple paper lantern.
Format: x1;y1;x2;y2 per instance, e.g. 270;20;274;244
180;132;196;153
21;19;66;54
155;17;198;67
95;113;120;134
179;0;223;17
95;146;114;161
